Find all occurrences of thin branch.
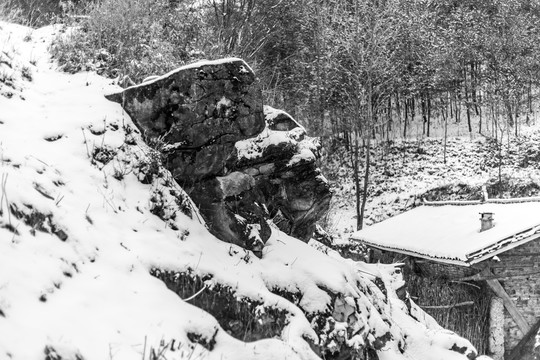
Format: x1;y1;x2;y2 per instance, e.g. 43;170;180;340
183;283;208;302
419;301;474;309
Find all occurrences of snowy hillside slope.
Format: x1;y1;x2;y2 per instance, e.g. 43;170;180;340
0;22;482;360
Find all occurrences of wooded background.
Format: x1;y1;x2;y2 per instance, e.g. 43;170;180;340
40;0;540;140
10;0;540;229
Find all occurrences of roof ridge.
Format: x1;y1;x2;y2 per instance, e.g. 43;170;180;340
423;196;540;206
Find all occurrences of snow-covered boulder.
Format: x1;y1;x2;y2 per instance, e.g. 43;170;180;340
105;58;264;182
106;61;331;250
232;105;331;240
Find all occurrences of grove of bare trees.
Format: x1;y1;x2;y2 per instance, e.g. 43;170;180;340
44;0;540;228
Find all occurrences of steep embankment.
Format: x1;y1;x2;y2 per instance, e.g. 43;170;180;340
1;22;482;360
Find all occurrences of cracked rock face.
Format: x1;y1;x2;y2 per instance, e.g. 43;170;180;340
232;106;331;241
107;59;331;253
105;58;264;182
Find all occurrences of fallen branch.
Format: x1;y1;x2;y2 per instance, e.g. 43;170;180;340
419;301;474;309
449;280;481;289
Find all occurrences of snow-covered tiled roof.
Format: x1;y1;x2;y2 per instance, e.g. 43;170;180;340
351;199;540;266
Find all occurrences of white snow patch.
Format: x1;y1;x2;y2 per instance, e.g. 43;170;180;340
120;57;253;90
216;96;232;109
235;124;312;163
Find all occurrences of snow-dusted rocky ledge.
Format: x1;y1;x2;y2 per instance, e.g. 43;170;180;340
0;21;484;360
104;51;332;248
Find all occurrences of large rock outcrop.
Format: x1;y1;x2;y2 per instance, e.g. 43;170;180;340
106;58;331;253
106;58;264;182
231;106;331;241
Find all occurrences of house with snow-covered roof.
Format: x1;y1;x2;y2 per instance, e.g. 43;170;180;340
352;198;540;360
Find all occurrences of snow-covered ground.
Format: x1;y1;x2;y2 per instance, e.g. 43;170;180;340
0;21;484;360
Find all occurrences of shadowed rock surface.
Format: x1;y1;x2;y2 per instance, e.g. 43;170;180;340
105;58;264;182
231;106;332;241
107;59;331;253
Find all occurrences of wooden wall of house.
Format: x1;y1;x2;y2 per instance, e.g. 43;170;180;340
479;237;540;359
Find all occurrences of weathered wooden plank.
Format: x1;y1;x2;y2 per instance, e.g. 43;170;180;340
497;252;540;257
507;317;540;360
486;279;530;335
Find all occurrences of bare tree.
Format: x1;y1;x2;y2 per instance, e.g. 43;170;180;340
325;0;401;230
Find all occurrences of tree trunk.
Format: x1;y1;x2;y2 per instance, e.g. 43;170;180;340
359;81;373;230
421;95;427;135
455;90;461;123
471;62;480;116
387;97;392;138
403;97;408;138
498;114;503;192
427;95;431;137
450;91;454;119
505;99;514;127
359;136;370;230
464;68;472;133
528;80;533;125
352;134;361;230
443;99;448;164
395;93;402;129
514;96;519;137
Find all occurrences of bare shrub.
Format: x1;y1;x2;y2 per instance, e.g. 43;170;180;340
51;0;204;83
0;0;25;24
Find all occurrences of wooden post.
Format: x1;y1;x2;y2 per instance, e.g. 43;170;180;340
488;297;504;360
486;279;530;335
